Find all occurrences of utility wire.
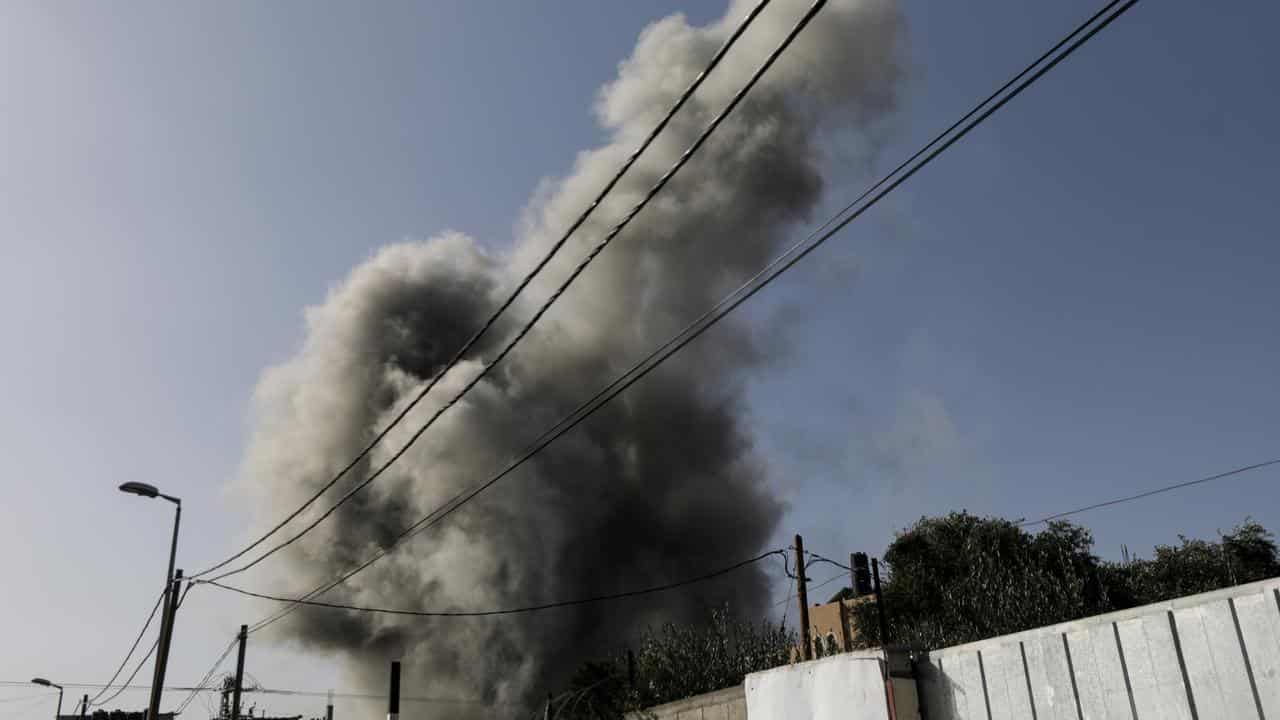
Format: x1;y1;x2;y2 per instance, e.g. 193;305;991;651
803;551;852;572
808;571;848;597
170;637;238;716
1018;459;1280;527
86;587;166;705
0;683;515;708
188;0;779;582
92;583;193;708
252;688;523;707
0;681;206;692
207;0;829;586
0;692;56;705
209;549;783;618
91;638;158;708
235;0;1140;633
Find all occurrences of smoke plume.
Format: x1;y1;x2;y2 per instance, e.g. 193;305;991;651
238;0;903;712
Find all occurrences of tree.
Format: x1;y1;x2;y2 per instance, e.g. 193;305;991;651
1118;519;1280;605
847;512;1111;648
849;513;1280;650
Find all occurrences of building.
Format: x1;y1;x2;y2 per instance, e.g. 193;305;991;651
805;593;875;655
797;551;878;658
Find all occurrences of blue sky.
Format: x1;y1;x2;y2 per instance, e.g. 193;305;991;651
2;0;1278;717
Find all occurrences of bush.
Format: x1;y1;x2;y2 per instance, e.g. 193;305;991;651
554;605;794;718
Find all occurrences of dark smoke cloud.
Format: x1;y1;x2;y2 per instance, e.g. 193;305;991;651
237;0;904;712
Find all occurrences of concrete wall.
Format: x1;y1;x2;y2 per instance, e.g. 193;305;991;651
638;685;747;720
916;576;1280;720
745;650;891;720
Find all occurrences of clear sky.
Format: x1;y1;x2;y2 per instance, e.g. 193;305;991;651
2;0;1278;717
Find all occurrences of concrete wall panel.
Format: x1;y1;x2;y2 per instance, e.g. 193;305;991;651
1024;633;1078;720
1065;622;1131;720
1115;613;1193;720
983;643;1033;720
1173;601;1257;719
1234;585;1280;716
951;651;987;720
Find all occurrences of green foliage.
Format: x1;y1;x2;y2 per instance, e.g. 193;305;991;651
1117;519;1280;606
555;517;1280;716
554;605;794;719
849;514;1280;650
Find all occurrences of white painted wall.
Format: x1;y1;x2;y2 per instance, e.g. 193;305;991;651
744;650;890;720
917;576;1280;719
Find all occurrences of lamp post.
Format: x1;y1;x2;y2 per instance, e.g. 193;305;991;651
31;678;63;720
119;481;181;720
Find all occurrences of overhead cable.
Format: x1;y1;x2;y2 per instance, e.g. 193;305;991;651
206;550;783;618
205;0;830;586
170;637;238;716
188;0;779;582
234;0;1140;632
252;688;523;707
239;0;1142;633
92;583;192;708
90;638;158;708
1018;458;1280;527
86;587;166;706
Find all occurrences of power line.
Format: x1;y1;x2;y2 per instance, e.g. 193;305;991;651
808;571;848;597
1018;459;1280;527
86;587;165;706
0;682;205;692
236;0;1140;632
0;692;57;705
91;584;191;708
90;638;158;708
205;0;830;587
188;0;779;582
0;682;517;708
253;688;522;707
804;551;852;572
170;637;238;715
208;549;782;618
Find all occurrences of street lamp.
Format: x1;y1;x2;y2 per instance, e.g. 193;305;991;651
119;481;182;720
30;678;63;720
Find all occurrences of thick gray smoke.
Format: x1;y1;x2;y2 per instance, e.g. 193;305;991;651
238;0;903;712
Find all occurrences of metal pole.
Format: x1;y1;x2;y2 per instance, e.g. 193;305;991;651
872;558;890;647
152;568;183;719
80;693;88;718
54;685;63;720
544;692;552;720
387;661;400;720
231;624;247;719
795;534;812;661
147;502;181;720
326;689;333;720
164;503;181;621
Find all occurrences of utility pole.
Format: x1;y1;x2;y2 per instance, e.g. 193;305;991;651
387;661;401;720
121;482;182;720
231;624;248;720
80;693;88;718
795;534;812;661
871;558;889;647
150;568;183;719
